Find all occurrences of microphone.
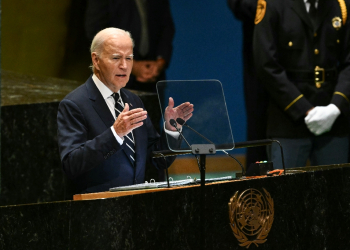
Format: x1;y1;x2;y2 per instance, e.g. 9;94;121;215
176;118;245;176
169;118;201;169
169;119;177;127
169;119;191;148
175;118;185;125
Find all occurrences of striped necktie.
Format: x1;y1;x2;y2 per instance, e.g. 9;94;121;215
112;93;136;165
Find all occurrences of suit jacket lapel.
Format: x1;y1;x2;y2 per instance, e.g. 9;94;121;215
120;89;136;111
291;0;314;31
86;76;115;128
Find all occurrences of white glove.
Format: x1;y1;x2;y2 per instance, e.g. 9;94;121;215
304;104;340;136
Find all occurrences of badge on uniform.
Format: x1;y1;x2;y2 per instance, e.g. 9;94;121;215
255;0;267;24
332;17;342;30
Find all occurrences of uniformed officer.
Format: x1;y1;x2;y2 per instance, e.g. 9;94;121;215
253;0;350;168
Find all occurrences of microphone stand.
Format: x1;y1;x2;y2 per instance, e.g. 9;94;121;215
169;119;215;187
176;118;245;175
154;121;285;250
176;119;286;176
168;119;214;249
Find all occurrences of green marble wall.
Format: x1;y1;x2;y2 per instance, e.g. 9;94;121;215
2;0;71;78
1;70;83;205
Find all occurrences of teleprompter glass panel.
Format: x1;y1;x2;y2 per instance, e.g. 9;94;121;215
157;80;234;152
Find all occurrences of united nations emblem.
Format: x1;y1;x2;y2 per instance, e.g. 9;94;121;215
228;188;274;248
332;17;342;30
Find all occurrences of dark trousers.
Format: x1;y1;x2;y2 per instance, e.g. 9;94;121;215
269;136;349;169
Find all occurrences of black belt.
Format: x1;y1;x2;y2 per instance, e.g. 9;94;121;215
286;67;337;88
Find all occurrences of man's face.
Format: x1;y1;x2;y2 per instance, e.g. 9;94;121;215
92;34;133;92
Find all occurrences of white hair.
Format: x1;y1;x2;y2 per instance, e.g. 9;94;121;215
89;28;134;72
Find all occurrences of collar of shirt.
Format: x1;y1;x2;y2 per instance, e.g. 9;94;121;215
92;74;122;119
91;74;179;142
304;0;319;12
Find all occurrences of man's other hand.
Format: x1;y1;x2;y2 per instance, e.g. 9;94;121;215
164;97;194;131
113;103;147;137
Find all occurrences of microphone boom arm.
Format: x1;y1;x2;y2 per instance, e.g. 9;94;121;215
176;118;285;176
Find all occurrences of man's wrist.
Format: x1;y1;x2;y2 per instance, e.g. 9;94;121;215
110;126;124;145
164;122;181;139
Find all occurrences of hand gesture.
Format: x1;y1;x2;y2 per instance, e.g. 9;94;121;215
113;103;148;137
164;97;194;131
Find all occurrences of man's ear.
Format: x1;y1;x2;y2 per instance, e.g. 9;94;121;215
91;52;100;71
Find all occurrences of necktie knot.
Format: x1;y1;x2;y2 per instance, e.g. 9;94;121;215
308;0;316;6
307;0;317;27
112;92;120;103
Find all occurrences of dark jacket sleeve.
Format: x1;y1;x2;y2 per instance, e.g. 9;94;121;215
57;98;122;179
139;99;177;169
331;3;350;115
253;2;313;121
147;127;178;170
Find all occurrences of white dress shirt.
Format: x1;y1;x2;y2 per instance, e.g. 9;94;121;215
92;74;180;146
92;74;125;145
304;0;318;12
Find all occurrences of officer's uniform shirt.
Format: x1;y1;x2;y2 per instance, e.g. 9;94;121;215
253;0;350;138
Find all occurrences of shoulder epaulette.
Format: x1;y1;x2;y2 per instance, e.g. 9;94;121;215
337;0;348;25
255;0;267;24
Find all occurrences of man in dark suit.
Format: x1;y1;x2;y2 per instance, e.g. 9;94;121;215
85;0;175;93
57;28;193;193
253;0;350;168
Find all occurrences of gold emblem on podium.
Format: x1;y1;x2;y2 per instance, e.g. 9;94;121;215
228;188;274;248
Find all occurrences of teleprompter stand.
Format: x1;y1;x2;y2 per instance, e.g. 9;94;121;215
191;144;216;249
153;143;216;249
191;144;216;187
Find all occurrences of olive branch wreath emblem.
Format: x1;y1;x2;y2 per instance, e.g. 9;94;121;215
228;188;274;248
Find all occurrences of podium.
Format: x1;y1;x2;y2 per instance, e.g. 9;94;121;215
1;164;350;249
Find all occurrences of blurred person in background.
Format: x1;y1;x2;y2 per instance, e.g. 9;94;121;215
85;0;175;93
227;0;269;169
